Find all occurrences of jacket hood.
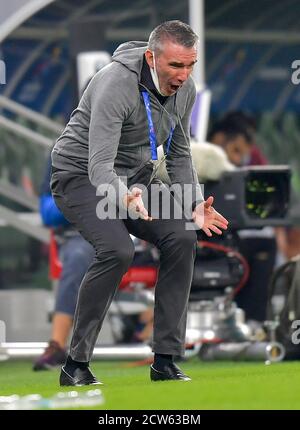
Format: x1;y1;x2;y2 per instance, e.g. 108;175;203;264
112;41;148;76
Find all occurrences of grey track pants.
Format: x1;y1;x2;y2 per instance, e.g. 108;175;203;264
51;169;197;362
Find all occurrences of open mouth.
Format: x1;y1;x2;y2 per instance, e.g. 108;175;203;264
170;84;181;92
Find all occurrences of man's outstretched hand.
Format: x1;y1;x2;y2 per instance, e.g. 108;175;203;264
193;196;228;236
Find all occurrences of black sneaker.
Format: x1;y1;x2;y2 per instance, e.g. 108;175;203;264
60;366;103;386
150;362;191;381
33;340;67;371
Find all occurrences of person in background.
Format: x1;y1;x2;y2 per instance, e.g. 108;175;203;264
220;111;268;166
208;112;277;323
207;113;254;167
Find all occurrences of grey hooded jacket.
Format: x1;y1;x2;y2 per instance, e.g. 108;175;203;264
52;41;203;212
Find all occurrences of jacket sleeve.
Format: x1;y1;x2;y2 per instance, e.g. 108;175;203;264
165;84;204;217
87;71;134;209
40;194;69;227
39;152;69;227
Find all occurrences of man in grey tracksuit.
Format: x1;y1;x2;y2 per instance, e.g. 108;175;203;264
51;20;228;385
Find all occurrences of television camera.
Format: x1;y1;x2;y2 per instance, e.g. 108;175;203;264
186;165;291;360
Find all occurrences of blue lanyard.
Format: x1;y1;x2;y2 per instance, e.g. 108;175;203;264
141;90;174;161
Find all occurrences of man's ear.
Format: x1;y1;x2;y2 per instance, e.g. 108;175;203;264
145;49;154;69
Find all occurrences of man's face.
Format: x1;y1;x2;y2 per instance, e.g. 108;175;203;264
145;41;197;96
224;136;251;166
211;132;251;166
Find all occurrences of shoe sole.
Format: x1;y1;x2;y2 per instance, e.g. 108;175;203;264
60;381;102;387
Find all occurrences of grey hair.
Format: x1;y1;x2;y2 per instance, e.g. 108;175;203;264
148;20;198;53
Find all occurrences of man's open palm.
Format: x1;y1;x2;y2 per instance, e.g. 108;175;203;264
193;196;229;236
